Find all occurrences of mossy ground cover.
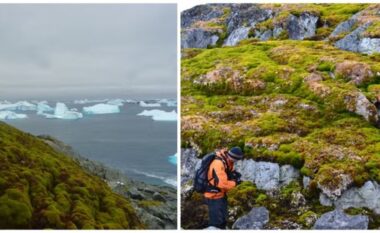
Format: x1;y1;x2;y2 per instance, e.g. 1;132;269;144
181;39;380;228
0;122;143;229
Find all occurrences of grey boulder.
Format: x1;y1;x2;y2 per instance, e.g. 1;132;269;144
232;207;269;229
313;209;369;229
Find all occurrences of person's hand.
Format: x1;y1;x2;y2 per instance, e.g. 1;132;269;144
233;171;242;185
235;176;242;185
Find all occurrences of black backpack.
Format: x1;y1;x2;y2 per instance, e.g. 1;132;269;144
193;152;228;193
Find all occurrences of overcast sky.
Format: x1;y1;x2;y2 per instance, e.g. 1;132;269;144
0;4;177;100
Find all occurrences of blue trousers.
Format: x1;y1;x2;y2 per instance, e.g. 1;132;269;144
206;196;228;229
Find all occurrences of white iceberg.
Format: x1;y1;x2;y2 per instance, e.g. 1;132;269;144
73;98;109;104
0;111;28;120
168;153;177;165
43;102;83;120
158;99;177;107
137;109;177;121
83;103;120;115
37;101;54;115
139;101;161;107
106;99;124;106
124;99;138;104
0;101;36;111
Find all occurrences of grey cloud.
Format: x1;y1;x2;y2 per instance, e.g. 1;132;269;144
0;4;177;100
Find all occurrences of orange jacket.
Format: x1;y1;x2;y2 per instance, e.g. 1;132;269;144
204;149;236;199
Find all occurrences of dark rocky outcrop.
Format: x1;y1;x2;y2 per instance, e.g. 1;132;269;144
287;13;319;40
181;28;219;49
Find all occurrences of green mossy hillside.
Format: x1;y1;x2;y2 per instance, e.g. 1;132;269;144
181;40;380;195
0;122;143;229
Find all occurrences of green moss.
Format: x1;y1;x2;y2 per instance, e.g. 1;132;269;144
363;21;380;38
0;122;143;229
137;200;162;208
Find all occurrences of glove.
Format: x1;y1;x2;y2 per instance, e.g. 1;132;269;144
235;177;242;185
232;171;242;185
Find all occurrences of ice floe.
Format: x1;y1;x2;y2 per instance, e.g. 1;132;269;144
0;111;28;120
106;99;125;106
37;101;54;115
43;102;83;120
137;109;177;121
158;99;177;107
0;101;36;111
139;101;161;107
168;153;177;165
83;103;120;115
73;99;109;105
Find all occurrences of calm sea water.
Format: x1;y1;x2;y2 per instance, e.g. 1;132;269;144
5;102;177;187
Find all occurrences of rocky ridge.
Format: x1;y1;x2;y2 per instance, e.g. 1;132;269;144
181;4;380;55
40;135;177;229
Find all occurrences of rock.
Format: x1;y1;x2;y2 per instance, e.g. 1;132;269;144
181;148;201;185
153;192;166;202
321;181;380;215
291;191;306;208
127;187;145;200
226;4;272;34
319;193;333;206
358;38;380;54
345;92;379;124
235;159;299;191
232;207;269;229
335;60;373;86
181;4;224;28
317;173;352;200
287;13;318;40
279;165;300;186
255;162;280;190
300;211;318;228
303;176;311;189
329;18;357;38
224;27;250;46
235;159;256;181
335;22;371;53
258;29;272;41
273;26;283;38
181;28;219;48
313;209;369;229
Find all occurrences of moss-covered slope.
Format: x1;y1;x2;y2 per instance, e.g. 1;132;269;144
0;121;143;229
182;40;380;189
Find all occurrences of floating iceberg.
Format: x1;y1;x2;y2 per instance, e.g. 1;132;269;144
37;101;54;115
106;99;124;106
137;109;177;121
158;99;177;107
73;99;109;104
0;101;36;111
43;102;83;120
0;111;28;120
168;153;177;165
83;103;120;115
124;99;138;104
139;101;161;107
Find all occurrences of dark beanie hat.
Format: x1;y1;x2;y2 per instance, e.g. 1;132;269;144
227;147;244;160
